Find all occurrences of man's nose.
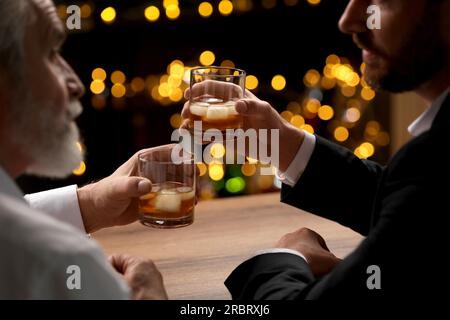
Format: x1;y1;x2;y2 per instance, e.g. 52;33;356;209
338;0;368;34
67;71;85;100
62;58;85;100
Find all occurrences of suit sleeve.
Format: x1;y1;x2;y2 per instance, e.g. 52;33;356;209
281;135;384;235
226;135;442;299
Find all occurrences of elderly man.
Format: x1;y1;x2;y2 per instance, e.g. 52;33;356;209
0;0;167;299
183;0;450;298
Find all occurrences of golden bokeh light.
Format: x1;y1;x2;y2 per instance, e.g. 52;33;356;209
91;68;107;81
318;105;334;121
326;54;340;65
302;124;315;134
334;126;349;142
199;2;213;17
169;87;183;102
287;101;301;114
346;72;360;87
90;80;105;94
280;110;294;122
72;161;86;176
257;175;274;190
170;113;182;128
80;4;92;18
271;75;286;91
361;87;376;101
100;7;116;24
131;77;146;92
163;0;179;7
197;162;207;176
209;163;224;181
307;0;321;6
359;142;375;158
341;85;356;97
199;50;216;66
305;99;320;113
321;76;336;90
145;6;160;22
158;83;170;97
218;0;233;16
241;163;257;176
220;60;235;68
245;75;259;90
303;69;321;87
166;4;180;20
111;70;126;84
290;115;305;128
111;83;126;98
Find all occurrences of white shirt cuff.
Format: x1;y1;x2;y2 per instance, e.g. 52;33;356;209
253;248;309;264
276;131;316;187
24;185;87;233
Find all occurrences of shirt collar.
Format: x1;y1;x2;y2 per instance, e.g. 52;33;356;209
408;87;450;137
0;166;24;200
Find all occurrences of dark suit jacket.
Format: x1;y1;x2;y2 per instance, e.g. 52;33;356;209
225;93;450;299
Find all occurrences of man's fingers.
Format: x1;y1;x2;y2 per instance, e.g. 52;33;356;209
235;99;271;115
184;88;190;100
109;176;152;199
180;119;191;130
181;101;191;118
109;253;132;274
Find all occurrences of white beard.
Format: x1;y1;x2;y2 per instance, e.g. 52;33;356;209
11;95;84;179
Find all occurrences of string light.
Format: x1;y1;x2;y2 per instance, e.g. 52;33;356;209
334;126;349;142
90;80;105;94
73;161;86;176
281;110;294;122
199;2;213;17
271;75;286;91
218;0;233;16
145;6;160;22
100;7;116;24
111;71;126;84
91;68;106;81
318;105;334;121
245;75;259;90
166;4;180;20
199;50;215;66
111;83;126;98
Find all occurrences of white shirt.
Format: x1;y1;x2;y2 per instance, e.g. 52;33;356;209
257;87;450;264
0;167;129;299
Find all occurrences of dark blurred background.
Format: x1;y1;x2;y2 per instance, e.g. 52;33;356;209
18;0;392;199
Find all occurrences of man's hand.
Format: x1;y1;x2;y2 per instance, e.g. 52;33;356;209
275;228;342;277
181;82;305;172
76;145;174;233
109;254;168;300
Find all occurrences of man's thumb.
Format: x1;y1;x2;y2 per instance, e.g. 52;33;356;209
111;176;152;199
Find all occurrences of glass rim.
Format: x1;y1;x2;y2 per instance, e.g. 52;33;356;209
190;66;246;77
138;148;194;165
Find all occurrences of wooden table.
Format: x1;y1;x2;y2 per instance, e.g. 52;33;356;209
94;193;363;300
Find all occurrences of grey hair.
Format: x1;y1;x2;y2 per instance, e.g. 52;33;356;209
0;0;32;82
